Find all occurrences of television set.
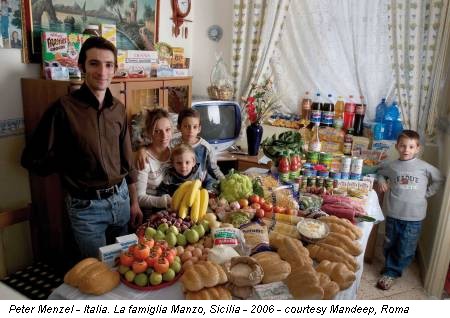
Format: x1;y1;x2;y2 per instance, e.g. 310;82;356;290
192;100;242;152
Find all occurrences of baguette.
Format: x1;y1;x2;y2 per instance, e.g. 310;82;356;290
315;260;356;290
319;232;362;256
319;215;362;239
307;243;359;272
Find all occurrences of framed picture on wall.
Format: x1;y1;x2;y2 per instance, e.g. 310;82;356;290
21;0;159;63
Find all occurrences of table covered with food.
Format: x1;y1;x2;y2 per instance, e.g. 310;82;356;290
49;141;384;300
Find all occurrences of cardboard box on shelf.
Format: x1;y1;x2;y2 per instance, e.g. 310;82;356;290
117;50;158;77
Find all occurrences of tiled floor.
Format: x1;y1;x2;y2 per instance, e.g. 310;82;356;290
357;233;430;300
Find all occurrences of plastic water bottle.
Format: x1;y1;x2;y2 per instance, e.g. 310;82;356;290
375;98;387;123
392;117;404;140
383;101;400;140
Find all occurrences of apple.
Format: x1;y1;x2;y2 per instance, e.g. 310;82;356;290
185;229;199;244
118;265;130;275
176;233;187;246
199;220;210;232
170;261;181;274
162;268;176;281
154;230;166;241
165;232;177;248
157;223;169;233
134;273;148;287
149;271;163;285
192;224;205;238
168;225;179;235
144;227;157;239
124;270;136;282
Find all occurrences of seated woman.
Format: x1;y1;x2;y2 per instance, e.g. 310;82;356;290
135;108;173;219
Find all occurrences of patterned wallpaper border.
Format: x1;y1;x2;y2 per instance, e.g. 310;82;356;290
0;118;25;138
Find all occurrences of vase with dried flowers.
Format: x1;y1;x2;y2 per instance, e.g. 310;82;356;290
242;79;280;156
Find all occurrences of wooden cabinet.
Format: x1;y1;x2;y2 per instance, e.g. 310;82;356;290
20;77;192;270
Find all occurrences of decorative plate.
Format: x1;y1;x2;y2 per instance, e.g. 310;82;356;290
207;25;223;42
155;42;173;59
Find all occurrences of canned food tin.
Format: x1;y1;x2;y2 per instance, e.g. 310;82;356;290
303;169;313;177
316;177;324;188
341;156;352;173
341;172;350;179
350;173;361;180
303;163;313;170
307;151;319;164
329;171;341;180
325;178;334;190
319;152;333;168
301;178;308;191
350;157;364;175
318;170;330;178
310;169;318;176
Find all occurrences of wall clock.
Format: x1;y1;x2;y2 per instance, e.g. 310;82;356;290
171;0;192;38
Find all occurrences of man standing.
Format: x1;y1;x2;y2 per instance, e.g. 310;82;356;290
21;37;142;258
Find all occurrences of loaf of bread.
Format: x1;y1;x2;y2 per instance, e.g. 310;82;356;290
319;215;362;239
315;260;356;290
324;222;357;240
319;232;362;256
252;251;291;284
307;243;359;272
224;256;263;287
64;258;98;287
317;272;340;300
275;237;313;267
64;258;120;295
284;265;323;300
185;285;232;300
181;261;228;292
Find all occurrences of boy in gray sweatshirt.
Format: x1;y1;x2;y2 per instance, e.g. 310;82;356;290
376;130;444;290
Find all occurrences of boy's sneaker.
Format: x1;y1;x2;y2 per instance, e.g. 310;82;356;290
377;275;395;290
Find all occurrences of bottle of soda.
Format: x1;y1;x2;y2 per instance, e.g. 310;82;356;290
278;151;291;183
310;92;323;126
353;95;366;136
343;95;355;131
321;93;334;127
299;91;312;121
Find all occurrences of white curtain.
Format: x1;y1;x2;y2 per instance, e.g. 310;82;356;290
388;0;449;136
271;0;394;120
231;0;291;101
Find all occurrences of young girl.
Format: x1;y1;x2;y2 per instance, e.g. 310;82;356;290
158;143;217;196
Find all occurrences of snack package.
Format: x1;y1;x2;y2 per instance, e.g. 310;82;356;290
212;227;246;255
239;222;271;255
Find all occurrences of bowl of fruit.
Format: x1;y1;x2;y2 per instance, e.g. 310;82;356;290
117;240;183;290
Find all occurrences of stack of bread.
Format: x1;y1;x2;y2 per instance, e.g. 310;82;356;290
64;258;120;295
181;260;231;300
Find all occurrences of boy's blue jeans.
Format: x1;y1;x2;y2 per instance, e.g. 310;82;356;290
382;216;422;278
65;180;130;258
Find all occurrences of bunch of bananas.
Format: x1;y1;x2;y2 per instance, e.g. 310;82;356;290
171;180;209;223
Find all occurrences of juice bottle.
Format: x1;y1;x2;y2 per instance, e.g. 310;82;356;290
299;91;312;121
334;96;345;129
309;122;322;152
343;95;355;131
278;151;291;183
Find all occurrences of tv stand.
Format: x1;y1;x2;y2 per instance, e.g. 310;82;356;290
216;151;272;174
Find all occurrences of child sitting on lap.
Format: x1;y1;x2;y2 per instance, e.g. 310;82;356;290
158;143;217;196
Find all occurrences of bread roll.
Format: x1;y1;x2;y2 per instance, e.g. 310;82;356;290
315;260;356;290
252;252;291;284
275;237;313;267
181;261;228;292
319;215;362;239
307;243;359;272
317;272;340;300
319;232;362;256
284;265;323;300
64;258;98;287
186;285;232;300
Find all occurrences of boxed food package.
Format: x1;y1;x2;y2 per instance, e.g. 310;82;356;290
42;31;82;80
351;136;370;156
253;282;293;300
117;49;158;78
319;127;345;143
171;47;185;68
101;24;117;47
115;233;138;251
98;243;122;268
371;140;397;161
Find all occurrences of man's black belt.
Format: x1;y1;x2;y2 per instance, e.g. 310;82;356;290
70;184;121;200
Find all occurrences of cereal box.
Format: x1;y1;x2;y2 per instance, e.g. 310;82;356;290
41;31;82;80
117;49;158;77
101;24;117;47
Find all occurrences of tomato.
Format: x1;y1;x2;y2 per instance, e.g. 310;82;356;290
161;250;175;264
150;245;163;257
249;194;260;204
273;206;286;214
261;202;273;213
133;244;150;260
132;260;148;274
119;252;134;267
255;208;265;219
154;257;170;274
139;237;155;249
251;202;261;210
238;198;249;208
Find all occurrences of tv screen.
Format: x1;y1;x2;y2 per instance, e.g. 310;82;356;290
192;101;241;152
